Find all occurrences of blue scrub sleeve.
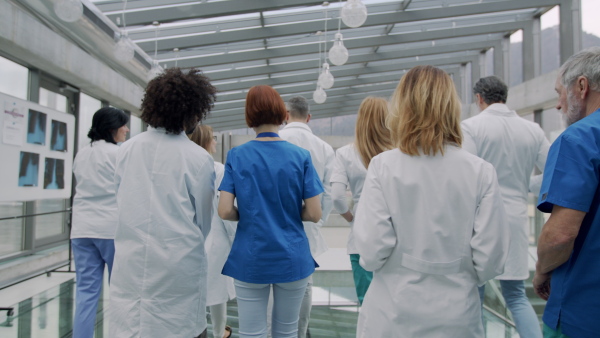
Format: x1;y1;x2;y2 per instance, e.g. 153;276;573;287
303;155;324;199
538;134;598;213
218;150;236;195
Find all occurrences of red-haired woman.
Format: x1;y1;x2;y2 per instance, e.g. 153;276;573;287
218;85;323;338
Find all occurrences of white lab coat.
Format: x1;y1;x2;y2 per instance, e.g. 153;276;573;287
206;162;236;306
109;127;215;338
280;122;334;257
329;144;367;254
354;146;509;338
71;140;119;239
462;103;550;280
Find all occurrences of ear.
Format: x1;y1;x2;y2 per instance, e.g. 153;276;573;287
578;76;590;99
474;93;483;107
286;111;291;121
306;114;311;123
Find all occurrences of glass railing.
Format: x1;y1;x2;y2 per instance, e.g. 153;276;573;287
1;271;525;337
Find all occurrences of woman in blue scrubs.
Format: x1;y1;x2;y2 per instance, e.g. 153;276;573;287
218;85;323;338
71;107;129;338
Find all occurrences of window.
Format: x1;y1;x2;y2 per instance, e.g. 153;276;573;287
129;114;143;138
78;93;102;151
0;202;25;257
39;88;68;113
0;56;28;100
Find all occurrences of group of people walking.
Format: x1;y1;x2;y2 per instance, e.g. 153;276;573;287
68;46;600;338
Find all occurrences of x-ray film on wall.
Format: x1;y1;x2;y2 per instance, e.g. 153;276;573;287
0;92;74;201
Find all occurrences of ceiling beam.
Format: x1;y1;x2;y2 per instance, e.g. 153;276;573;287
208;58;469;117
210;83;410;112
132;0;557;52
157;20;520;70
205;48;480;81
208;66;461;131
102;0;327;26
213;40;496;92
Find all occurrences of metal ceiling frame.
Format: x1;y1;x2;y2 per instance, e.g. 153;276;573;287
81;0;573;131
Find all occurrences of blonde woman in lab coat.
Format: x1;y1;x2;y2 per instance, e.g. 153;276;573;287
353;65;510;337
330;96;393;305
109;68;217;338
189;124;236;338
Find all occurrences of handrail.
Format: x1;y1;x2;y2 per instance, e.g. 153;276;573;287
483;304;516;328
0;209;71;221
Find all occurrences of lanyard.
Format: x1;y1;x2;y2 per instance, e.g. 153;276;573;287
256;132;279;138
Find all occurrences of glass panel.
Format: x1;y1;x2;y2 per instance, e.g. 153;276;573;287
541;6;560;75
509;30;523;86
0;202;24;257
541;108;565;142
39;88;68;114
331;115;357;136
583;0;600;48
33;199;67;240
483;308;519;337
0;56;28;100
129;114;143;138
78;93;102;151
308;117;333;136
0;280;75;337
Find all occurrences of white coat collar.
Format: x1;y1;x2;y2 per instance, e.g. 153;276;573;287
282;122;313;133
481;103;518;117
148;126;186;136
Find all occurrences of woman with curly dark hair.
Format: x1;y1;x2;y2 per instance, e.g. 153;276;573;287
109;68;218;338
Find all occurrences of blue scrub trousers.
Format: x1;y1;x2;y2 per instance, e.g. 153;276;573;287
71;238;115;338
479;280;542;338
350;254;372;305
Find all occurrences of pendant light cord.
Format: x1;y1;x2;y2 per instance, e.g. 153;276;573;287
121;0;128;30
323;5;328;61
154;27;158;60
338;0;342;33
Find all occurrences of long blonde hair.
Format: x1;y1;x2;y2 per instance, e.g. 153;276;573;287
189;124;213;151
387;65;462;156
355;96;393;168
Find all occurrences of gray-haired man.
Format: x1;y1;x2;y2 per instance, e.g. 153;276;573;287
534;47;600;338
266;96;334;338
461;76;549;338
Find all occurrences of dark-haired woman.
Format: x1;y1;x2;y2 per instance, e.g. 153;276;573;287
71;107;129;338
109;68;218;338
218;85;322;337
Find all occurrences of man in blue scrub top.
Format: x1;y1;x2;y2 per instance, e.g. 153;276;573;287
534;47;600;338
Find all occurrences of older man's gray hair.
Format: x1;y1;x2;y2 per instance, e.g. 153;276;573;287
560;46;600;92
472;76;508;105
287;96;310;119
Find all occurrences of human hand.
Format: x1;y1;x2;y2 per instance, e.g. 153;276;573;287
533;272;551;301
341;210;354;223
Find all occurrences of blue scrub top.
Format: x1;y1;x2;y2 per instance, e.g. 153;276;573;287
537;109;600;338
219;140;324;284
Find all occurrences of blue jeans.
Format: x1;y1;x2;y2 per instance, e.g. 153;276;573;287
72;238;115;338
479;280;542;338
235;278;309;338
